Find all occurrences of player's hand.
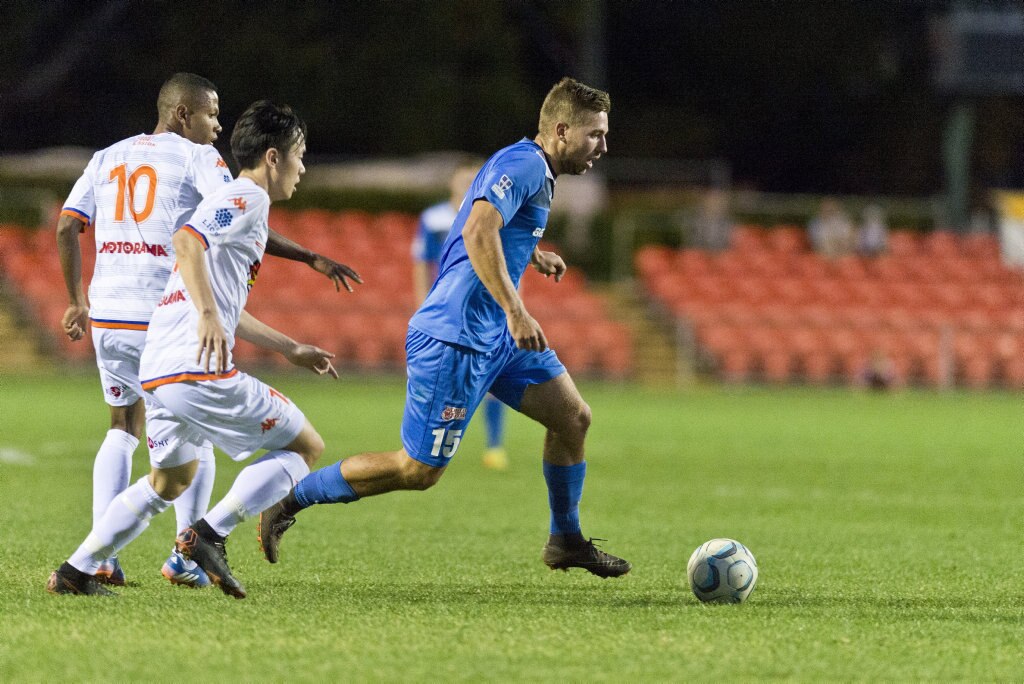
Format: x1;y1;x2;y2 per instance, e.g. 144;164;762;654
285;343;339;378
507;305;548;352
196;311;229;374
62;304;89;341
530;250;566;281
311;254;363;293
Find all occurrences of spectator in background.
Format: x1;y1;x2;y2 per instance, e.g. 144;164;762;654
808;197;855;257
689;187;733;251
857;204;888;257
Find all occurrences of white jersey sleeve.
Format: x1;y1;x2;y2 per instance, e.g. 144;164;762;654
61;154;99;226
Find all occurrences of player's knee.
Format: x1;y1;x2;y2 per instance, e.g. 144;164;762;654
399;454;444;491
567;401;592;440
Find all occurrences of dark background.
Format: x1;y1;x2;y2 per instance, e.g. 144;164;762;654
3;0;1023;196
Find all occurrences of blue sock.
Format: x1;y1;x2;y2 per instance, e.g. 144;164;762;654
293;461;359;508
543;461;586;535
484;397;505;449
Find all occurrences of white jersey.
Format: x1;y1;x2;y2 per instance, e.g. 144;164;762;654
140;178;270;390
62;132;233;329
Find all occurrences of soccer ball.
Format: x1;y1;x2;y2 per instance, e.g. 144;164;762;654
686;538;758;604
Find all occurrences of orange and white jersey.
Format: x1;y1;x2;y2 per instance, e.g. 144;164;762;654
62;132;233;329
140;178;270;390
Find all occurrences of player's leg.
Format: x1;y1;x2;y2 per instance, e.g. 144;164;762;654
89;328;147;585
160;441;215;588
481;395;509;470
48;424;201;596
259;330;485;563
167;374;317;598
494;350;630;578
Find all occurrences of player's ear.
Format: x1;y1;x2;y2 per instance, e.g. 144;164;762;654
266;148;279;168
556;121;568;142
175;103;190;127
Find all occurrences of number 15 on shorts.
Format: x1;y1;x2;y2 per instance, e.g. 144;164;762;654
431;428;463;458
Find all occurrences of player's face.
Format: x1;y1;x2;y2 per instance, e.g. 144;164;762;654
183;91;222;145
559;110;608;175
269;138;306;202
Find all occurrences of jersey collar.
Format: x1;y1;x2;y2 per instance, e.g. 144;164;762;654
522;137;557;181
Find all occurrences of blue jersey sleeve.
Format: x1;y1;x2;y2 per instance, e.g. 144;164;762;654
476;151;545;227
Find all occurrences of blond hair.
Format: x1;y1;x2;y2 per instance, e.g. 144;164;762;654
538;77;611;133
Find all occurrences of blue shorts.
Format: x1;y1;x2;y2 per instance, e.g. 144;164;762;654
401;327;566;467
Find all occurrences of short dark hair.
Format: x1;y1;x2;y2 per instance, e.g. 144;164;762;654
157;73;217;115
230;100;307;170
538;77;611;132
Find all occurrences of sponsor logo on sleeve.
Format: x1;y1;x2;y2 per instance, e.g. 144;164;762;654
213;208;233;228
246;260;261;290
147;436;170;450
260;417;278;433
532;227;546;237
491;175;513;200
231;197;247;213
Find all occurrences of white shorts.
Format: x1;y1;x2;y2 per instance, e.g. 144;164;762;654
91;327;146;407
144;371;307;469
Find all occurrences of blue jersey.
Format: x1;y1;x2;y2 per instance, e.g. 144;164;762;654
409;138;555;352
411;201;455;265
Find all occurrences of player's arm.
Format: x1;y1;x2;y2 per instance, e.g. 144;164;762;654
236;310;338;378
462;200;547;351
265;229;363;293
530;246;567;281
172;228;229;374
412;259;431;304
56;213;89;341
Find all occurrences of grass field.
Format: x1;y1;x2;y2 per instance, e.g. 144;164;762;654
0;372;1021;680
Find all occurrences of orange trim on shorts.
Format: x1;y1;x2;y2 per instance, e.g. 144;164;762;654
90;319;149;331
141;367;239;391
268;387;290;404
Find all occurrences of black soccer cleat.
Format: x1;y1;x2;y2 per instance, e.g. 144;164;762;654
175;523;247;599
542;534;632;578
258;494;299;564
46;562;117;596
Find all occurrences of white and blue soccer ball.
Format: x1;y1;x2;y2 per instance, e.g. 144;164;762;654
686;538;758;604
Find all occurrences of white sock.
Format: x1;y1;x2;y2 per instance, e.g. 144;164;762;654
204;451;309;538
173;445;216;533
92;429;139;525
69;475;171;574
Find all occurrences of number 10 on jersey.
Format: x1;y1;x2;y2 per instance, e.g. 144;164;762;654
430;428;463;458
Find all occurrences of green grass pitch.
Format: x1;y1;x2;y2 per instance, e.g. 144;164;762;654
0;372;1021;680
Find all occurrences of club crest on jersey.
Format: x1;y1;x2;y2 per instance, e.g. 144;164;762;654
491;175;513;199
261;417;278;433
441;406;467;421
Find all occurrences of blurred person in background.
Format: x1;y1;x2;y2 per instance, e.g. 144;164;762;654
259;77;631;581
857;204;888;257
689;187;734;251
808;197;855;257
55;73;359;591
412;160;509;470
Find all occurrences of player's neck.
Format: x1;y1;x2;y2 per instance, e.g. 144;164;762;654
533;135;560;177
239;169;271;197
